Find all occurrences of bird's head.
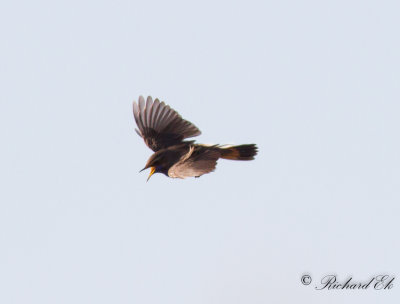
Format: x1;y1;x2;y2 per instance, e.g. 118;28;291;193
139;152;169;181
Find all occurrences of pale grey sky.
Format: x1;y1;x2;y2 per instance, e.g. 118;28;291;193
1;0;399;303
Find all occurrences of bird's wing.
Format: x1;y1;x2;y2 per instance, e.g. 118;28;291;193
133;96;201;152
168;146;220;179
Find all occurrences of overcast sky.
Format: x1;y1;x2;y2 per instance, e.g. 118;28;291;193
1;0;399;303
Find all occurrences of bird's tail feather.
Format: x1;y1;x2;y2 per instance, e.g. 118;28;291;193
219;144;258;160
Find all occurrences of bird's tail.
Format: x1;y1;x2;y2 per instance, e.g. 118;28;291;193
218;144;258;160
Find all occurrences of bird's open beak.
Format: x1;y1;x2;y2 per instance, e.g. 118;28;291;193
139;166;156;181
147;167;156;182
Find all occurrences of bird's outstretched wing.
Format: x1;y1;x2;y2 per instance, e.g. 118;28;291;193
168;146;220;179
133;96;201;152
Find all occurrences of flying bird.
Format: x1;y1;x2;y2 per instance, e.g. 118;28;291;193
133;96;258;181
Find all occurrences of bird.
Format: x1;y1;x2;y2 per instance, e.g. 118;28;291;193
133;96;258;181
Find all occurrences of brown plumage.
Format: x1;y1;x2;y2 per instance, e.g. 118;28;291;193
133;96;258;180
